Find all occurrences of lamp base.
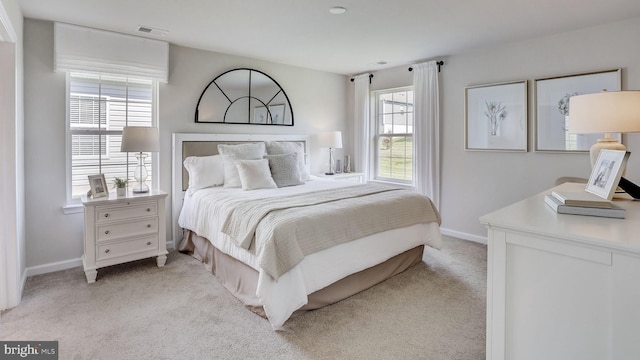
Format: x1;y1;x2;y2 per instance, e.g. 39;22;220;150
590;138;626;167
133;152;150;193
132;184;149;193
325;147;335;176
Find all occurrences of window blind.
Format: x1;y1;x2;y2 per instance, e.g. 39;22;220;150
54;23;169;82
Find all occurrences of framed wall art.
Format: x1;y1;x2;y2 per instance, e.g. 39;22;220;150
465;80;528;151
254;106;268;124
269;104;285;125
534;69;621;152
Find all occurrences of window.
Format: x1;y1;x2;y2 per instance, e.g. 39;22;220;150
67;73;157;202
372;87;414;183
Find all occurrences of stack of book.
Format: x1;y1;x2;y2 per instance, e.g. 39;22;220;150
544;190;625;219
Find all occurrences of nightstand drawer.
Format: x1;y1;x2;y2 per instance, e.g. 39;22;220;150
96;202;157;223
97;218;158;242
97;236;159;261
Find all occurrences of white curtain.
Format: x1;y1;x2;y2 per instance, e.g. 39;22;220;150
54;23;169;82
353;74;371;180
412;61;440;209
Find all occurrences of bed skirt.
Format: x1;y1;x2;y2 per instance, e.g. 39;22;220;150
178;230;424;316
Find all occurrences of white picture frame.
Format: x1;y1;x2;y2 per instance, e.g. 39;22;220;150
268;104;285;125
586;150;630;200
88;174;109;198
534;69;622;152
465;80;528;151
253;106;268;124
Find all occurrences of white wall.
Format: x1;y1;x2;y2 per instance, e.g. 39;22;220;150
0;0;24;309
23;16;640;270
370;16;640;240
23;19;348;269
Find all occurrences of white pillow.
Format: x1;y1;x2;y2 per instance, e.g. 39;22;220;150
218;143;266;188
265;153;303;187
265;141;309;181
234;159;277;191
183;155;224;190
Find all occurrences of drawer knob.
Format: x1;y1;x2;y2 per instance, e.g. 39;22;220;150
147;224;151;228
104;213;109;218
104;230;110;235
105;249;110;253
146;241;152;246
146;208;151;212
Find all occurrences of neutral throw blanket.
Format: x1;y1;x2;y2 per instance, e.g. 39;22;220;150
221;184;441;280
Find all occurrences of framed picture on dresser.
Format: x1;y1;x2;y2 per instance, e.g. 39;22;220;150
88;174;108;198
586;150;630;200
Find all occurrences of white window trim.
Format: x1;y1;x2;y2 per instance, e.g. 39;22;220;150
370;86;414;186
63;74;159;212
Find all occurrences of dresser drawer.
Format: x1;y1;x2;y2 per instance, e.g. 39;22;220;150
97;218;158;242
97;235;159;261
96;201;157;223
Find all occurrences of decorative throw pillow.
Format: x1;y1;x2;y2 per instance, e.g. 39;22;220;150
183;155;224;190
218;143;266;188
234;159;277;191
265;153;304;188
265;141;309;181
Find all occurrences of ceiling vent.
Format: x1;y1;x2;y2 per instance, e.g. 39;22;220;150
137;26;168;36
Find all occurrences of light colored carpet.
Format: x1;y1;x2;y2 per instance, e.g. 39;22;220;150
0;236;486;359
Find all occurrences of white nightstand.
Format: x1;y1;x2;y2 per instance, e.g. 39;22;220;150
316;172;365;184
81;189;168;283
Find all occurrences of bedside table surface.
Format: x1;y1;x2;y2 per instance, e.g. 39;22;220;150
82;189;167;206
315;172;364;178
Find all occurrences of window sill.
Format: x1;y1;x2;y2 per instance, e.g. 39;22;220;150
369;179;415;191
62;203;83;215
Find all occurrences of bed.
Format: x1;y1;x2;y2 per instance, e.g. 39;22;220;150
171;133;442;329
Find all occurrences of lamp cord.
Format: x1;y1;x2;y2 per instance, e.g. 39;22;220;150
619;177;640;199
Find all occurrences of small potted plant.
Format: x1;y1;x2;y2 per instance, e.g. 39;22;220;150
113;178;128;197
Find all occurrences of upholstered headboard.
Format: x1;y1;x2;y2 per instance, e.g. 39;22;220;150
171;133;310;246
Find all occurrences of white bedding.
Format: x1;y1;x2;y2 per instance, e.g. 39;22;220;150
178;178;442;329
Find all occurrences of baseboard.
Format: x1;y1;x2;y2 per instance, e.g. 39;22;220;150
25;257;83;278
24;233;478;279
440;227;487;245
25;242;175;278
20;270;27;302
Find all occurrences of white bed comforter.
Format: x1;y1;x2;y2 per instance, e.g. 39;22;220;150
178;179;442;329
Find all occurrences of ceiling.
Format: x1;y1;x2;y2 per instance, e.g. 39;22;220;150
18;0;640;75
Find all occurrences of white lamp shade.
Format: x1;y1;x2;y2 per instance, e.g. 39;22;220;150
568;91;640;134
318;131;343;149
121;126;160;152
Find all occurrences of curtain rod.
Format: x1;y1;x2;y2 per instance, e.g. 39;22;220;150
408;61;444;73
350;74;374;83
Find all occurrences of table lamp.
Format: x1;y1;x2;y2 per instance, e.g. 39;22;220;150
569;90;640;198
121;126;160;193
318;131;342;175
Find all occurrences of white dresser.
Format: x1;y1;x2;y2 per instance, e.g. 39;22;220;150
480;182;640;360
82;189;168;283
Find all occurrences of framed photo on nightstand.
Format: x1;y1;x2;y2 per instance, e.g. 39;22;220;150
88;174;108;198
